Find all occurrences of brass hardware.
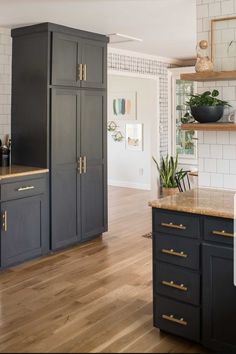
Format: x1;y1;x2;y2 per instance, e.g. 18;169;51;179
212;230;235;238
17;186;35;192
77;64;83;81
2;211;7;232
161;248;188;259
82;156;87;174
78;157;83;174
161;222;186;230
83;64;87;81
162;314;187;326
162;280;188;292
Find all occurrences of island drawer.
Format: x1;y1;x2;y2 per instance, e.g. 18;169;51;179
154;262;200;306
153;210;200;239
1;177;46;201
204;216;234;246
153;234;200;270
154;295;200;342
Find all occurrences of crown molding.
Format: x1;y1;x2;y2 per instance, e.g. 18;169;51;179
108;46;195;66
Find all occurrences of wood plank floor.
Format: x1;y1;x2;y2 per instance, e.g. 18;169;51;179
0;186;206;353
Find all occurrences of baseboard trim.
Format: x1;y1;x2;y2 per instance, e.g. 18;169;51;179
108;180;151;191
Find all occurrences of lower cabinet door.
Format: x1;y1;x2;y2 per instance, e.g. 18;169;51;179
202;243;236;352
1;196;44;267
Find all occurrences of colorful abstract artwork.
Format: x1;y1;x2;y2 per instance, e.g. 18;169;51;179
110;92;137;120
125;124;143;151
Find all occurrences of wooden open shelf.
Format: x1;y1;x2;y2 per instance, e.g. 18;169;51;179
181;123;236;131
180;71;236;82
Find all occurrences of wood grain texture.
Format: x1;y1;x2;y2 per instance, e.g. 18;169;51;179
181;123;236;131
0;187;206;353
180;71;236;82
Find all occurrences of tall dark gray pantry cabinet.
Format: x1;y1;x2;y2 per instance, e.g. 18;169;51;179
11;23;108;250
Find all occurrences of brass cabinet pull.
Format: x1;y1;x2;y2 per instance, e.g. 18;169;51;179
162;314;187;326
77;64;83;81
161;248;188;259
83;156;87;174
162;280;188;292
2;211;7;232
212;230;235;238
83;64;87;81
161;222;186;230
17;186;35;192
78;157;83;174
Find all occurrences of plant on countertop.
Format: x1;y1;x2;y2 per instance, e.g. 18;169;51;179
186;90;231;107
152;155;187;189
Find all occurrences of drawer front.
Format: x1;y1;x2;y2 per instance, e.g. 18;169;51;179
154;262;200;306
154;295;200;342
1;178;46;201
153;234;200;270
153;210;200;239
204;216;234;246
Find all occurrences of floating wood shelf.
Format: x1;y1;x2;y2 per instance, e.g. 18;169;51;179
181;123;236;131
180;71;236;82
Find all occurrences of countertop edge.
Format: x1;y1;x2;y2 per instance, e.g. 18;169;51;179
0;169;49;180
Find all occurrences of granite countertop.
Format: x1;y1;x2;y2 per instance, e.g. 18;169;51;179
0;165;49;179
149;188;236;219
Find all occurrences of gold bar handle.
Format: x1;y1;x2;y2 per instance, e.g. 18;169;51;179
212;230;235;238
162;280;188;292
161;222;186;230
83;156;87;174
161;248;188;259
77;64;83;81
162;314;187;327
78;157;83;174
83;64;87;81
17;186;35;192
2;211;7;232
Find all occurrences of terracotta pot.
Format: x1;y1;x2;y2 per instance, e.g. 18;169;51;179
162;187;179;197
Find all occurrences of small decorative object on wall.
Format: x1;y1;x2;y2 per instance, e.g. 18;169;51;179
112;131;125;142
195;40;213;73
211;17;236;71
107;121;118;132
125;123;143;151
110;91;137;120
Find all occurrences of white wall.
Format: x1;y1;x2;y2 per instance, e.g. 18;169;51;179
197;0;236;190
0;27;11;142
108;74;158;190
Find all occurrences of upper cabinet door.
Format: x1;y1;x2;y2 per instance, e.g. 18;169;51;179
81;39;107;89
52;33;82;87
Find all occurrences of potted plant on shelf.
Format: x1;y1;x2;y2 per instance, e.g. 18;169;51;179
186;90;231;123
152;155;187;197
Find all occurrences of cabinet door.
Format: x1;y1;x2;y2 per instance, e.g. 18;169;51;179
52;33;82;87
81;39;107;89
202;243;236;352
51;89;81;250
1;196;44;267
80;90;107;241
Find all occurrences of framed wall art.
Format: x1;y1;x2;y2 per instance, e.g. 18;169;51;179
125;123;143;151
211;16;236;71
110;91;137;120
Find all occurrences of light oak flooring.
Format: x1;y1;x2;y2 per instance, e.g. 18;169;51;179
0;186;206;353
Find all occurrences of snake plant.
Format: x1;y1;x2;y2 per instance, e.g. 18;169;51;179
152;155;187;189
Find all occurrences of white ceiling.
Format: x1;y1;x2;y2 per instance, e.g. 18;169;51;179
0;0;197;59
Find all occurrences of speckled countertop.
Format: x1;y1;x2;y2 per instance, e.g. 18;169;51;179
149;188;236;219
0;165;49;179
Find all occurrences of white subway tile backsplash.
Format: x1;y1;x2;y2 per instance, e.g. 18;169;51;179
216;131;230;144
224;174;236;189
204;131;217;144
223;144;236;159
211;173;224;188
205;158;217;172
209;2;221;16
221;0;234;15
210;144;223;158
217;159;230;174
199;143;210;158
199;172;211;187
230;160;236;174
223;86;236;101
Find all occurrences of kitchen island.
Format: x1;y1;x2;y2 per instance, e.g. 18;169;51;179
149;188;236;352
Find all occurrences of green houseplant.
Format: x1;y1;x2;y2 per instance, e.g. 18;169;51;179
186;90;231;123
152;155;187;197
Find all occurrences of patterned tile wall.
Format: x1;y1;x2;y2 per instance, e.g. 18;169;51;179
108;51;177;157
